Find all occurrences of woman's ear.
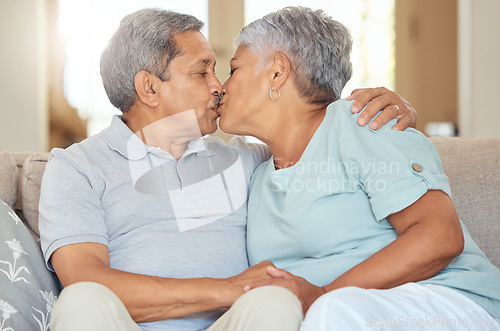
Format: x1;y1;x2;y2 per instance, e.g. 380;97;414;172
270;53;292;89
134;70;160;108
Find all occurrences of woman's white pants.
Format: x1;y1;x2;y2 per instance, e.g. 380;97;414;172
301;283;499;330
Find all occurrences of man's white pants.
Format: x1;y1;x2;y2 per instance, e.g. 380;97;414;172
50;282;303;331
301;283;500;330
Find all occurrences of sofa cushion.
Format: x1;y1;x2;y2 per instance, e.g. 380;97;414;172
0;149;18;210
0;199;60;330
21;154;49;241
430;137;500;269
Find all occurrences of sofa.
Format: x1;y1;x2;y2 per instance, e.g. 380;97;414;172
0;137;499;329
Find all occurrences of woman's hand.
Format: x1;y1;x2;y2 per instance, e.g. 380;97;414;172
244;266;326;314
347;87;417;131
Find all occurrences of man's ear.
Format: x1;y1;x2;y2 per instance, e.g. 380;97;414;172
270;53;292;89
134;70;160;108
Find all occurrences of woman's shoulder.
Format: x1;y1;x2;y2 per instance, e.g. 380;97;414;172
326;99;356;121
323;99;442;175
326;99;432;147
325;99;396;132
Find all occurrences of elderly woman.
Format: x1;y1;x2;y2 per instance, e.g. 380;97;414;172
218;6;500;330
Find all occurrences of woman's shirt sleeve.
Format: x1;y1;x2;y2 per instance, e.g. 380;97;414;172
334;106;452;222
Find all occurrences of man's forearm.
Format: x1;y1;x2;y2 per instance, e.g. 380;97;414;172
51;243;245;323
81;267;236;323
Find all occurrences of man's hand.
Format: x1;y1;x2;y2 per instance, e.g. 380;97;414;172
244;266;325;314
229;261;275;287
347;87;417;131
214;261;277;308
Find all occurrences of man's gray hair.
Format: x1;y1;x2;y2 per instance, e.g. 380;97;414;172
100;8;204;112
235;6;352;105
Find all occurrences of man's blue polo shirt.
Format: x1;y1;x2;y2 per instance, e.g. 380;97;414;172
39;115;270;330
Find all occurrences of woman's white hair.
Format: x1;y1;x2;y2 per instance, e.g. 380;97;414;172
235;6;353;105
100;8;204;112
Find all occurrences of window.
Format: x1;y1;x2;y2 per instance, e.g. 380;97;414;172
245;0;395;98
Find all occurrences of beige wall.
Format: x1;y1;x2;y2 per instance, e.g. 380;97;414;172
396;0;500;138
1;0;498;152
209;0;244;142
395;0;458;134
0;0;48;152
459;0;500;138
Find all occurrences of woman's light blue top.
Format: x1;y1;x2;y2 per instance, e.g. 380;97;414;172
247;99;500;319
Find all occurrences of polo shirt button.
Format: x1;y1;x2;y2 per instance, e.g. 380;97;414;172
412;163;423;172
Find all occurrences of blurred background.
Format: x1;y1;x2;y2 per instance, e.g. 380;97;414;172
1;0;499;152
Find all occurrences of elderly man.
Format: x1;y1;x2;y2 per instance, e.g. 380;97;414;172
38;8;416;331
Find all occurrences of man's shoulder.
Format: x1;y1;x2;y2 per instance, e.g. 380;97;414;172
47;132;111;173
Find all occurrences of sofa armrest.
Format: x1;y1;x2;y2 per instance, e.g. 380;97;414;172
20;153;50;242
0;148;18;209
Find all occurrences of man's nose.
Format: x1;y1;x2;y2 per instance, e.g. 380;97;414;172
209;74;223;95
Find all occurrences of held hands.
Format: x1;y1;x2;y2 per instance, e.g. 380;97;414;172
223;261;275;305
244;266;326;314
347;87;417;131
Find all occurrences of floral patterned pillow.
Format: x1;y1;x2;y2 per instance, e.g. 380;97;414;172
0;199;60;331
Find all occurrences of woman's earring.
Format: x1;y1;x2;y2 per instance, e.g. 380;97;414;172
269;87;281;101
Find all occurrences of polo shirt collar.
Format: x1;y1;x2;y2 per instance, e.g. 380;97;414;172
102;115;215;160
188;139;216;157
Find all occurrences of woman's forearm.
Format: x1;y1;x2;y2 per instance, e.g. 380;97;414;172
324;190;463;292
324;223;460;291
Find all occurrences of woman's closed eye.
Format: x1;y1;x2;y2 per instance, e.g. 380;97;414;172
229;68;237;76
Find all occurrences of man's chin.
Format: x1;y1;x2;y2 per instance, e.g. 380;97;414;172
204;127;218;135
200;121;219;136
